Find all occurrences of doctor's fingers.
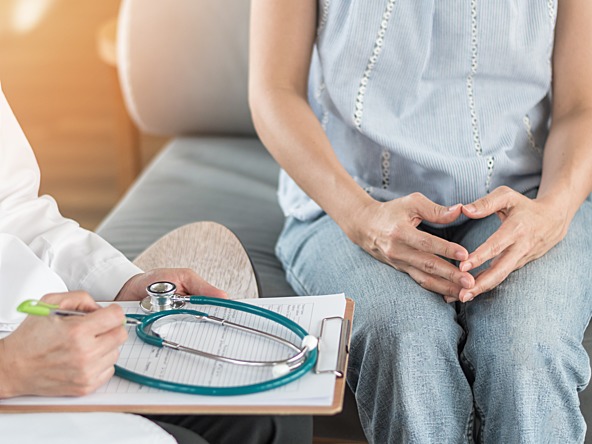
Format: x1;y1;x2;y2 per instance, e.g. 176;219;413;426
60;349;119;397
41;291;100;312
95;365;117;391
82;304;127;335
139;268;228;299
93;323;129;353
178;269;228;299
58;320;126;367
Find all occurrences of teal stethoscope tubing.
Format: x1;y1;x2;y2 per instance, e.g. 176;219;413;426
114;296;318;396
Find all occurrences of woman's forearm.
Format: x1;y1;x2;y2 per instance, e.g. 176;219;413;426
537;107;592;223
250;89;374;237
248;0;375;239
539;0;592;224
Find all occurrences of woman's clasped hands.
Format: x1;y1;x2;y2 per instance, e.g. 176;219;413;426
350;186;569;303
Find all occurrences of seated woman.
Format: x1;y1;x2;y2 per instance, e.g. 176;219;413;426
249;1;592;442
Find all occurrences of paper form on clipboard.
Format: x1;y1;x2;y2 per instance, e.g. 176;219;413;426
1;294;349;412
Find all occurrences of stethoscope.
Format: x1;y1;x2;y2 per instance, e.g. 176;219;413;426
113;282;319;396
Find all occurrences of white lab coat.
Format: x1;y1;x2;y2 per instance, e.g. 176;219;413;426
0;86;175;443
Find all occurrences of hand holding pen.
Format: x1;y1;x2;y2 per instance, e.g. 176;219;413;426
0;291;127;399
18;299;141;325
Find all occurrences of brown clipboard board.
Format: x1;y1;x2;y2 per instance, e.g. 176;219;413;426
0;299;354;416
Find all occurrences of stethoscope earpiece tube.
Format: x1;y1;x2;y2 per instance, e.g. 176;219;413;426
134;309;209;347
114;346;317;396
114;289;319;396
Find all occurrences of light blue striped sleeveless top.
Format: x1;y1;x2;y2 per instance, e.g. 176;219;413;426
278;0;557;223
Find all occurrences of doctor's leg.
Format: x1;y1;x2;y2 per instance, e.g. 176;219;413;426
147;414;312;444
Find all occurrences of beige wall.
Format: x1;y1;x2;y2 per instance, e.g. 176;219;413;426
0;0;144;229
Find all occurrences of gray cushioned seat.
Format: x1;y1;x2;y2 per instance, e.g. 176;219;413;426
98;137;288;297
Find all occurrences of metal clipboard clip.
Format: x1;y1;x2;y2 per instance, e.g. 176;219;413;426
314;316;351;378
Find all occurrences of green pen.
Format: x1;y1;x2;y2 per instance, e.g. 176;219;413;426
17;299;141;325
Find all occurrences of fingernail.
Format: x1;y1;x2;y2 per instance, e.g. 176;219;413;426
463;292;474;302
460;277;473;288
444;296;455;304
460;262;472;272
447;204;461;212
464;204;477;213
455;250;467;260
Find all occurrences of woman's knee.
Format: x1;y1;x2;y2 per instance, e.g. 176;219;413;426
466;318;590;399
349;292;463;376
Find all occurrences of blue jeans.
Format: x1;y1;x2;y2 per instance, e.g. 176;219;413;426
276;195;592;444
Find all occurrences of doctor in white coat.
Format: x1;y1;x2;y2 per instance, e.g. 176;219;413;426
0;86;312;444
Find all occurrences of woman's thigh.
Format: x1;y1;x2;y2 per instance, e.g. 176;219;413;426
457;195;592;374
457;195;592;442
277;215;474;442
277;215;462;340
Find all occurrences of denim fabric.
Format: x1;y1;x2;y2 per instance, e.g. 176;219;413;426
276;195;592;443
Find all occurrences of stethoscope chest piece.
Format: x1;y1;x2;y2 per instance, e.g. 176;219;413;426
140;281;185;313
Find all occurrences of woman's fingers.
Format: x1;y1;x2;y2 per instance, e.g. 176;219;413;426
363;194;471;296
407;193;465;225
365;187;570;303
405;228;469;261
459;223;517;272
392;244;474;289
462;186;517;219
459;247;523;302
403;265;464;298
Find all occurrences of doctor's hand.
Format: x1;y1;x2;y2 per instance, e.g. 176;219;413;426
115;268;228;302
457;186;569;302
348;193;475;301
0;291;127;398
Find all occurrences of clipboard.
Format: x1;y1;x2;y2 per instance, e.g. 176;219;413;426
0;298;354;416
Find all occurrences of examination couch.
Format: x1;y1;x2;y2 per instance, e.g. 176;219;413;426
96;1;592;442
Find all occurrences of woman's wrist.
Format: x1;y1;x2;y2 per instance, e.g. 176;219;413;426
535;186;580;228
334;195;382;245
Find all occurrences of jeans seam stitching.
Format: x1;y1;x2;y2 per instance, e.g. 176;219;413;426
283;267;313;296
461;351;486;444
